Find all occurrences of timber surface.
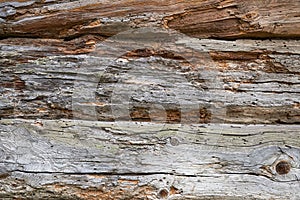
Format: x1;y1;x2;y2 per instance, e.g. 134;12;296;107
1;119;300;199
0;0;300;199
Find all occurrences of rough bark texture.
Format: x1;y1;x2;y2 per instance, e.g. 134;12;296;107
0;0;300;199
1;0;300;39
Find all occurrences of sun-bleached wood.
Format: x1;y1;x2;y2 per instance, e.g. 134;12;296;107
0;119;299;199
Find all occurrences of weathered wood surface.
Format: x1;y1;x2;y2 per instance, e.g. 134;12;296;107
0;0;300;199
0;119;300;199
0;0;300;39
1;34;299;123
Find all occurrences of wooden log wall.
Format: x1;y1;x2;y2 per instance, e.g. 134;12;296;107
0;0;300;199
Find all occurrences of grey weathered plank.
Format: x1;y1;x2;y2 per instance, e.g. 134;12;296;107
0;119;299;199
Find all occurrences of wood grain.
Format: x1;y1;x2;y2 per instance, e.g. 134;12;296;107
0;0;300;199
0;119;299;199
1;34;299;124
0;0;299;39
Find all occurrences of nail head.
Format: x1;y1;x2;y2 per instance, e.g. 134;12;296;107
275;160;291;175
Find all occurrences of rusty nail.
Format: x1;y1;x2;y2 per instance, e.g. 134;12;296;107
158;188;169;199
275;160;291;175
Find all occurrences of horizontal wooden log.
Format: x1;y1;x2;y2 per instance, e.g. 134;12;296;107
0;119;300;199
0;0;299;39
1;1;300;199
1;34;299;124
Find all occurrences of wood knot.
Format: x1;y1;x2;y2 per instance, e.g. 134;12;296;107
275;161;291;175
241;11;259;21
13;76;25;90
158;188;169;199
0;172;10;179
170;137;179;146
